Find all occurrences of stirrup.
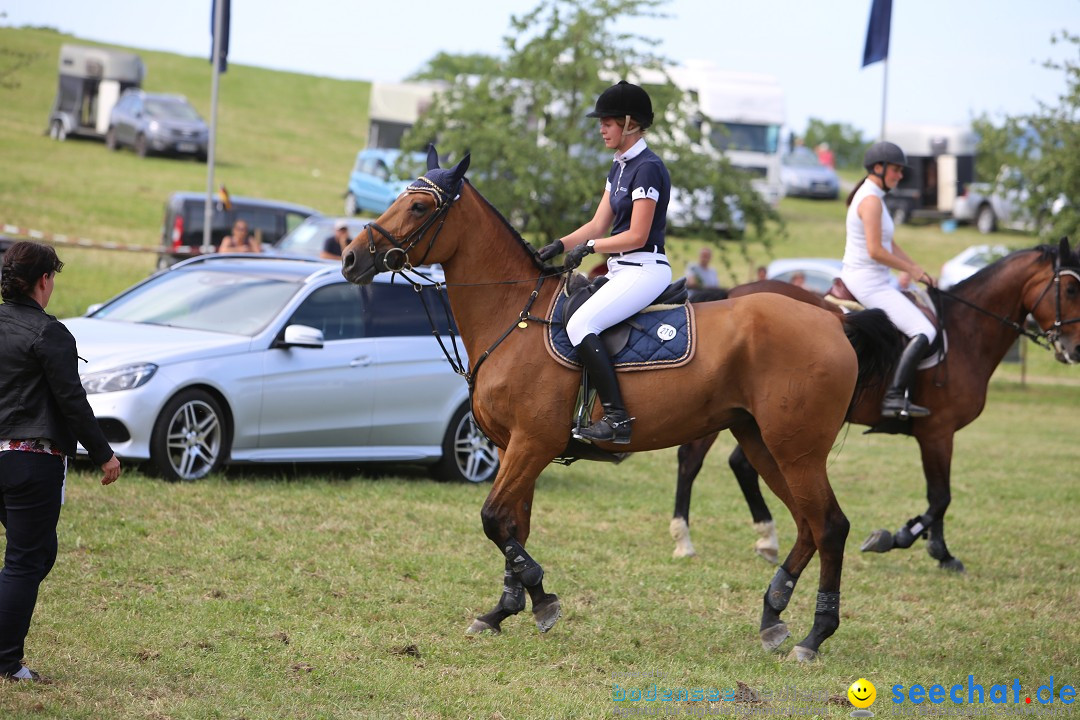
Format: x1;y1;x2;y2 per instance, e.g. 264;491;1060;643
573;413;634;444
881;396;930;419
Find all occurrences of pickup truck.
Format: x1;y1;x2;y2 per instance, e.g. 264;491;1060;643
952;167;1067;234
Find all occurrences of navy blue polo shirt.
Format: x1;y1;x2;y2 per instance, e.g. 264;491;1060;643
605;139;670;250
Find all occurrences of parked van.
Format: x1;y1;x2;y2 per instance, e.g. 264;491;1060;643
158;192;318;268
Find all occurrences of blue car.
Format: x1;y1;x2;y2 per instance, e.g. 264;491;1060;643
343;148;426;216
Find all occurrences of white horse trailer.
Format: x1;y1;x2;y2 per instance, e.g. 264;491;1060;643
47;44;145;141
881;124;977;224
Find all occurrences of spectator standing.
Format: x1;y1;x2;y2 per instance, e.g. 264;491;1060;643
0;242;121;683
218;219;262;253
816;142;836;169
684;247;720;289
321;220;350;260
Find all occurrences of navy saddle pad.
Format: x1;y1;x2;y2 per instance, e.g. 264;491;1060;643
547;280;695;370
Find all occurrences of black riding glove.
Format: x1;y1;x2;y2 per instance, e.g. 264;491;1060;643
563;242;595;270
537;240;564;262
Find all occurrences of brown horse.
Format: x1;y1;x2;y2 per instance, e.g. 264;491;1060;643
670;240;1080;572
341;148;901;660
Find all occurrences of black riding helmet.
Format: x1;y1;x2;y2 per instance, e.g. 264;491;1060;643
587;80;654;129
863;141;908;171
863;141;907;191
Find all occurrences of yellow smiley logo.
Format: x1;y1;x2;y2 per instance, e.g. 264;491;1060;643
848;678;877;708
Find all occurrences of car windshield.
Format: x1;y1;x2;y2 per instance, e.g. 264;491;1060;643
90;268;302;335
145;98;202;122
783;148;824;167
277;222;328;253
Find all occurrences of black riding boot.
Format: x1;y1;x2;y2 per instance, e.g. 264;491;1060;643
574;333;633;444
881;334;931;419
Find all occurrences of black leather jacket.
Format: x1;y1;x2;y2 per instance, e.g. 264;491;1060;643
0;297;113;465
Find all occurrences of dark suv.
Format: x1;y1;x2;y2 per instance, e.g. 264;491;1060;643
158;192;319;268
107;90;210;160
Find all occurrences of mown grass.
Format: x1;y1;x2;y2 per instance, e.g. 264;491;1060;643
2;27;1079;720
2;382;1078;719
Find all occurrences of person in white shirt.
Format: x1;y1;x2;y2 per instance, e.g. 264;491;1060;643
841;141;936;419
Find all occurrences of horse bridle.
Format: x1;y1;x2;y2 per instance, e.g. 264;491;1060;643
360;173;554;388
936;258;1080;354
364;176;456;274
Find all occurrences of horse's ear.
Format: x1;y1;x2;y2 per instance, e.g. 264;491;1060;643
426;144;440;171
450;153;471;184
1059;236;1072;265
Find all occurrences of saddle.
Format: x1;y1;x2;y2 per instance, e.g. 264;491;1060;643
826;278;945;365
562;274;689;356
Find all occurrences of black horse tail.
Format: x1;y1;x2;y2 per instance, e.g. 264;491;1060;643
840;308;903;410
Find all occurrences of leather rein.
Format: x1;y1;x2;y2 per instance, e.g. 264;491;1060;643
363;177;555;389
933;260;1080;354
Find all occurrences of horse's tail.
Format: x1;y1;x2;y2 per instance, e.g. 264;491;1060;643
840;308;903;409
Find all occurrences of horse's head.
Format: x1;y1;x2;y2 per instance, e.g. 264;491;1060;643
341;145;471;285
1027;237;1080;364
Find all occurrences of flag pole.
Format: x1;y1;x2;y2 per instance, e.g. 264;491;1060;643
202;0;224;254
880;58;888;140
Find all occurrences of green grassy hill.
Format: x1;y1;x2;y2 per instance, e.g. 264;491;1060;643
0;26;370;249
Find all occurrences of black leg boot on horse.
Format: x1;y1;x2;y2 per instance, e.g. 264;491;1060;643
573;333;633;444
881;334;931;418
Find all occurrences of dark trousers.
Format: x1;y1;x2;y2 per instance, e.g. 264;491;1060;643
0;451;64;675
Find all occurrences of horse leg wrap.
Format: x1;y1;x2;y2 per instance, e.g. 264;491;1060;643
501;538;544;587
498;562;527;614
765;567;798;614
798;591;841;651
894;514;933;549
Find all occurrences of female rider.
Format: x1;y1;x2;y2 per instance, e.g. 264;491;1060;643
537;81;672;444
841;141;936;418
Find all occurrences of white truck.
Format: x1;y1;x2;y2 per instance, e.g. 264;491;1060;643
881;124;977;225
667;62;786;206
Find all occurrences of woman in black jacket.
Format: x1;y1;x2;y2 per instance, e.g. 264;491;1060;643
0;241;121;682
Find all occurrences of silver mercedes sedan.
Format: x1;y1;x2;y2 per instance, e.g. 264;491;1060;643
64;254;499;483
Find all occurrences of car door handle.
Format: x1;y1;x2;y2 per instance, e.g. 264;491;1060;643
350;355;372;367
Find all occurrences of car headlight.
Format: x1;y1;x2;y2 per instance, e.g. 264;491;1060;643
81;363;158;394
148;120;160;133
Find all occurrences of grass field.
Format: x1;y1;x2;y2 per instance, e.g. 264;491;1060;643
2;27;1079;720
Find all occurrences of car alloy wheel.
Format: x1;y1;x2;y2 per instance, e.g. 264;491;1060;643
50;120;67;141
105;128;118;151
344;192;359;216
135;134;149;158
432;403;499;483
151;389;228;482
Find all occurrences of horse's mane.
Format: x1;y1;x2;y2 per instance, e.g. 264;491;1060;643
945;242;1075;296
463;179;553;273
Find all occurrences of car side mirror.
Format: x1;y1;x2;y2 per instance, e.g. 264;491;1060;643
275;324;324;349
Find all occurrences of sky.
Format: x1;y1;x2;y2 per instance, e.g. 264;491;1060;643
4;0;1076;138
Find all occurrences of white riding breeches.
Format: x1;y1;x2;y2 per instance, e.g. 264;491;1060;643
842;267;937;343
566;249;673;346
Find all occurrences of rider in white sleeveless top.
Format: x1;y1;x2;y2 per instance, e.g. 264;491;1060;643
841;141;936;419
536;81;673;444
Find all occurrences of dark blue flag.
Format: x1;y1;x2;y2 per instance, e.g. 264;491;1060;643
862;0;892;67
211;0;231;72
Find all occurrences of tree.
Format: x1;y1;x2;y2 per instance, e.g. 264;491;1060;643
802;119;867;170
400;0;781;246
974;30;1079;240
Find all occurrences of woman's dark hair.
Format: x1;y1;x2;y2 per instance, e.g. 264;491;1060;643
1;241;64;300
845;177;867;208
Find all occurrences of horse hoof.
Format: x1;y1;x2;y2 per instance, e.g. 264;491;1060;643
787;645;819;662
938;557;966;573
760;622;790;651
754;544;779;565
533;595;561;633
465;618;500;635
861;529;894;553
670;518;697;558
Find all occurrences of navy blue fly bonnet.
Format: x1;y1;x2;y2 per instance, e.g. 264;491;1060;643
408;145;471;206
